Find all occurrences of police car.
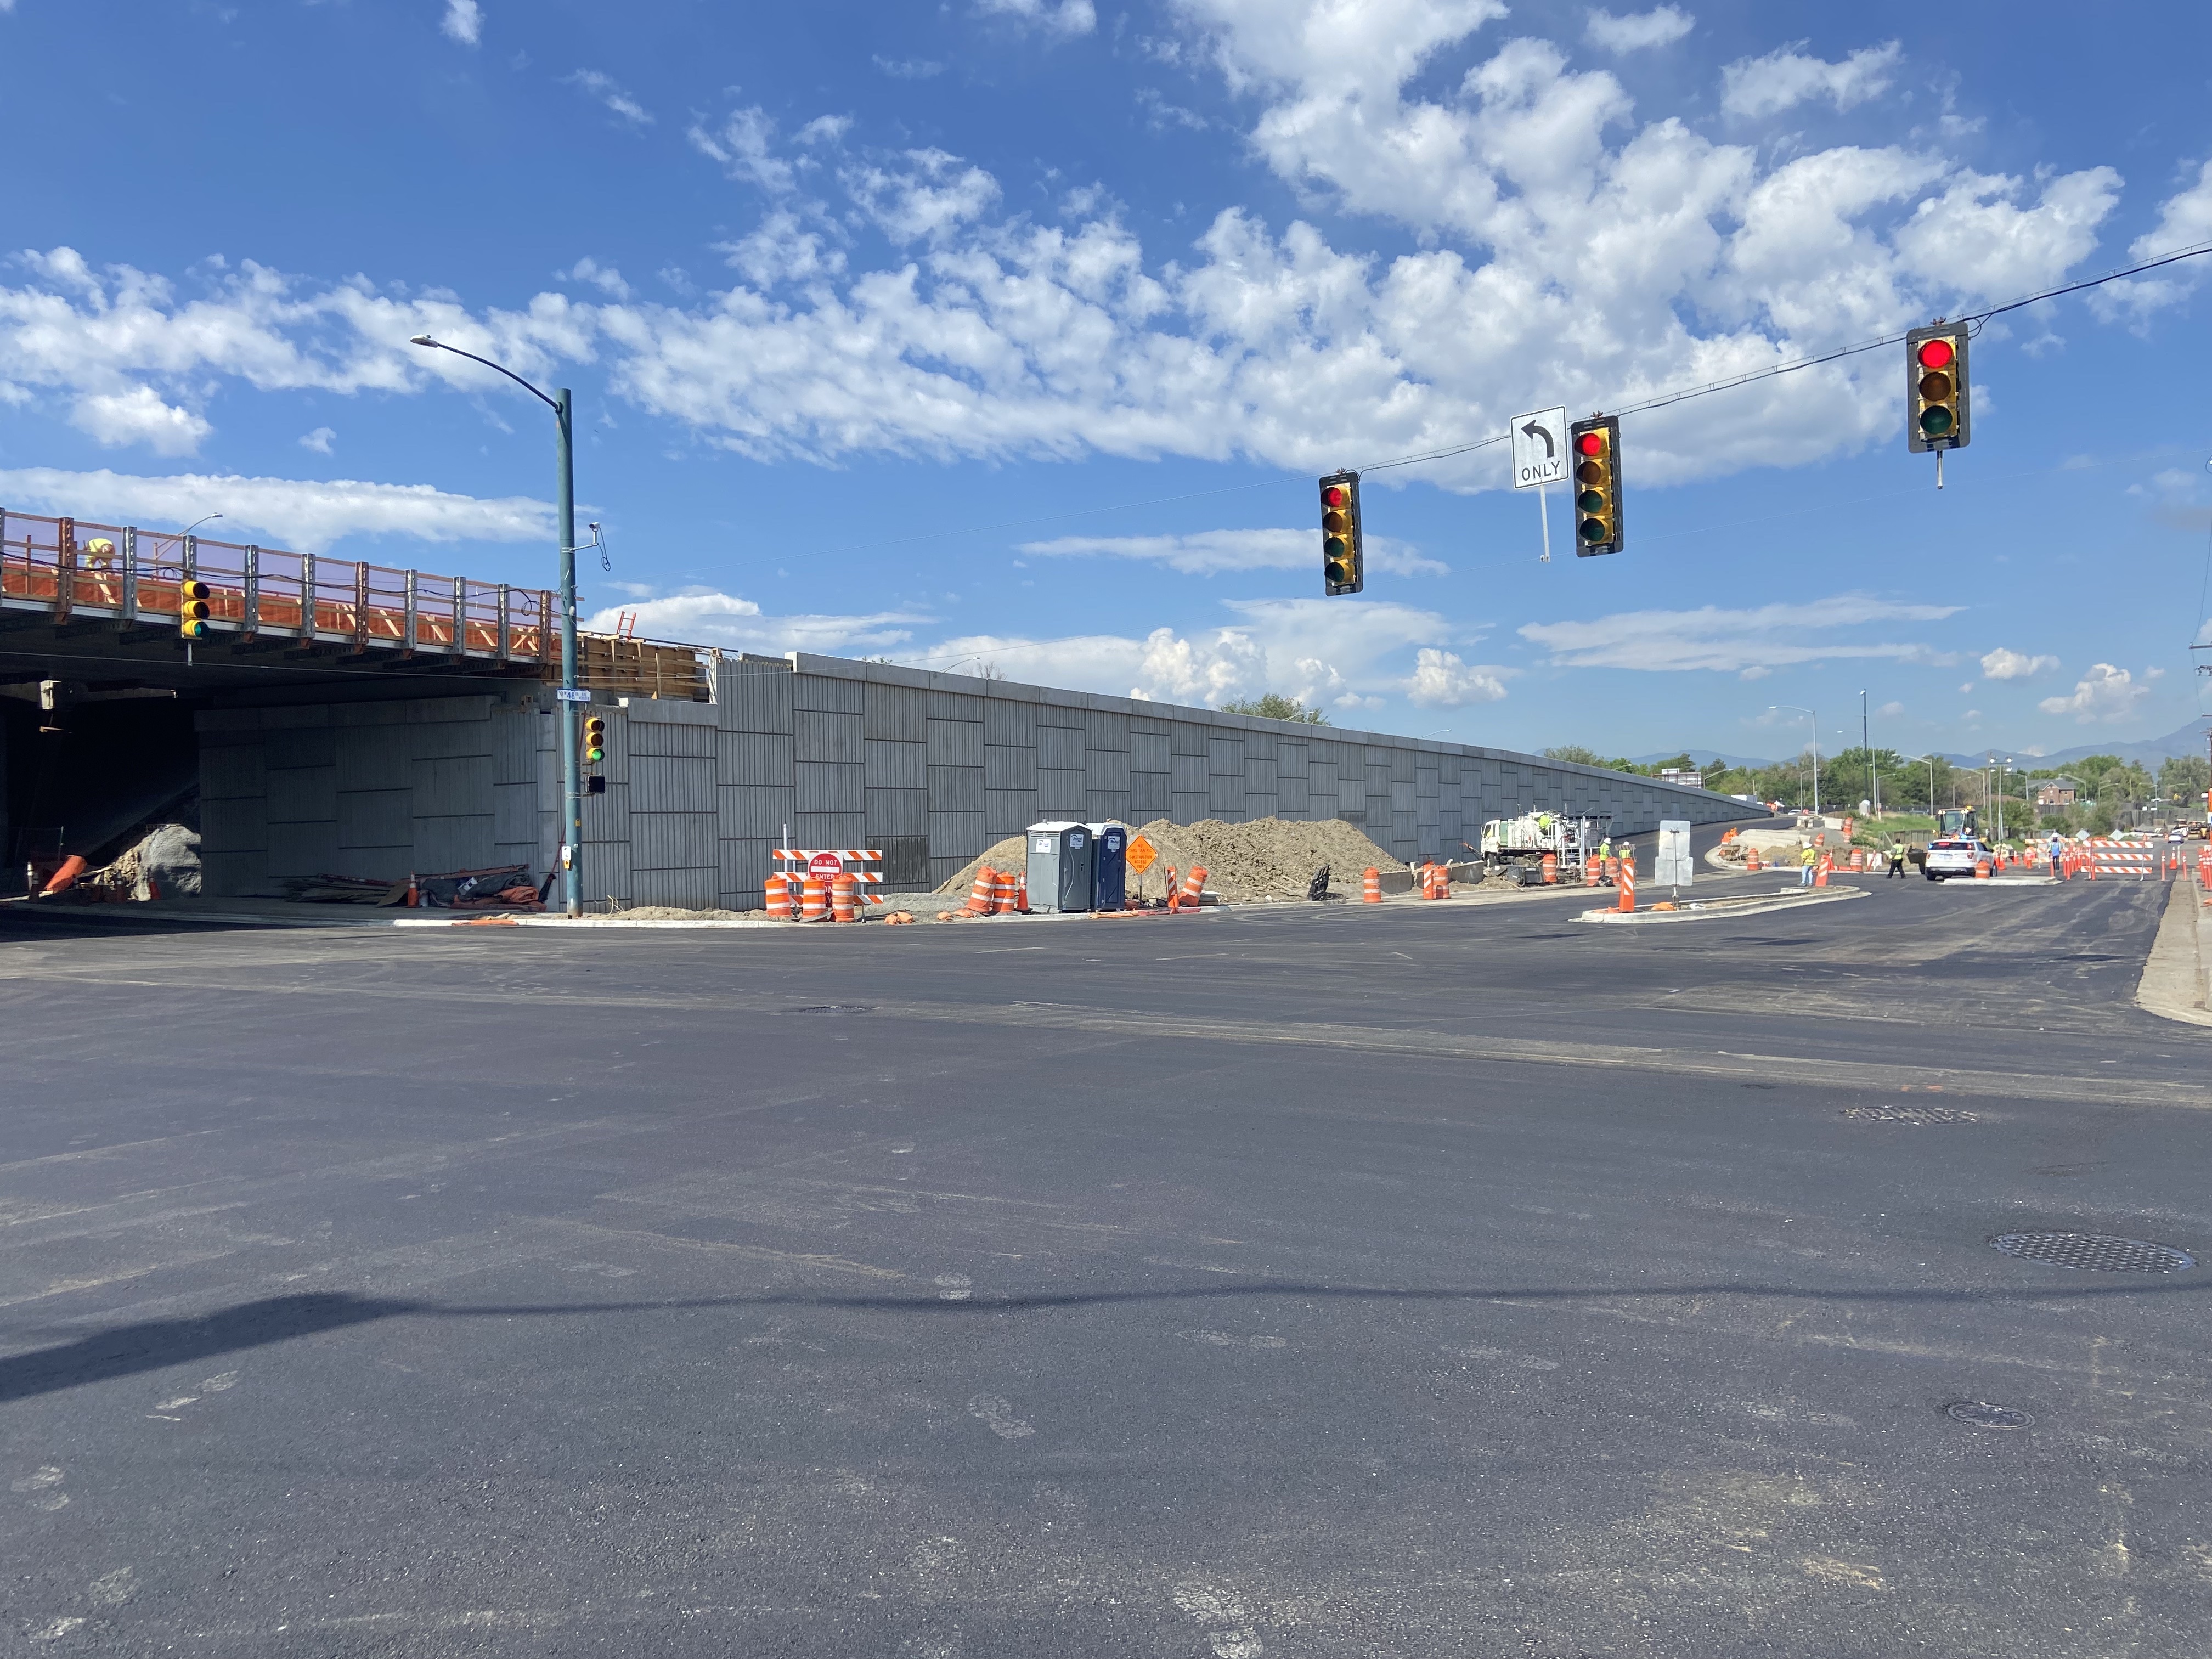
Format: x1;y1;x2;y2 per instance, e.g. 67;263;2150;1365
1922;836;1990;881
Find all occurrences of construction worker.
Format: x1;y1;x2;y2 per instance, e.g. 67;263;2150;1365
1799;842;1818;888
1598;834;1613;885
1886;838;1906;878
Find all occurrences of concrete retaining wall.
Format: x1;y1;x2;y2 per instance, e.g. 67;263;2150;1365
195;651;1761;905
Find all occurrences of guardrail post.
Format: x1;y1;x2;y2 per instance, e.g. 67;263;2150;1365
242;545;258;635
497;583;510;662
121;526;138;622
353;561;368;650
55;516;75;621
404;569;419;653
299;550;315;637
450;575;466;656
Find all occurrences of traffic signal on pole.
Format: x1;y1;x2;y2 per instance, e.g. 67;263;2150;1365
583;713;606;766
1906;324;1970;453
177;577;211;638
1319;470;1363;595
1568;415;1623;556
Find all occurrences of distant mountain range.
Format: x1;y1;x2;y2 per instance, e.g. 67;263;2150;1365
1632;719;2210;775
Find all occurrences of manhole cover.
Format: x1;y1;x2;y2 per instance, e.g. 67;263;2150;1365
1990;1232;2195;1273
1946;1401;2033;1430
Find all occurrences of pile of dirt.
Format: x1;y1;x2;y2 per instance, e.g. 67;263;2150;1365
936;817;1407;904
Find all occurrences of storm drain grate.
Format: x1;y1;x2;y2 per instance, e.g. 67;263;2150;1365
1842;1104;1979;1125
1990;1232;2195;1273
1946;1401;2033;1430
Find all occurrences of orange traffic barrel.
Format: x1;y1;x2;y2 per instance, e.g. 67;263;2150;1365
1362;866;1381;904
966;865;997;914
831;872;859;922
1181;866;1209;905
1745;847;1762;872
1430;862;1450;899
1974;860;1993;879
799;873;828;920
765;872;792;920
992;870;1019;914
1541;851;1558;884
1604;855;1619;884
1584;855;1600;887
1849;849;1865;872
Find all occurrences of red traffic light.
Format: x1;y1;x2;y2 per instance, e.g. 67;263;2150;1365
1575;431;1604;457
1916;337;1954;370
1321;484;1347;509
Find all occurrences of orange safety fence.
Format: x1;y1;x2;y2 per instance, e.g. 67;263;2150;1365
1;509;554;661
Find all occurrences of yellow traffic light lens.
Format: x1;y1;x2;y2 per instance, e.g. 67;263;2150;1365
180;600;210;621
1919;406;1954;437
1918;370;1953;402
1323;510;1348;536
1575;459;1604;486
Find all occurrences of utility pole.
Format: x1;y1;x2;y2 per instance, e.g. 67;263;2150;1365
1860;689;1874;818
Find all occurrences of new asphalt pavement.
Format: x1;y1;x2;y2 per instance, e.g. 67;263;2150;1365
2;865;2206;1656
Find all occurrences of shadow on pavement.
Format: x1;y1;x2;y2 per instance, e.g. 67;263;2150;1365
5;1274;2204;1403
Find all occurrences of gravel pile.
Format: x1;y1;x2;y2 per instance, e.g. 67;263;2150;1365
936;817;1406;903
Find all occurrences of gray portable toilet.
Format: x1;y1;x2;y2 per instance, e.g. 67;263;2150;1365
1086;821;1127;912
1026;821;1094;914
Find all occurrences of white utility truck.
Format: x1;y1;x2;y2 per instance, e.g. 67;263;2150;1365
1474;811;1612;885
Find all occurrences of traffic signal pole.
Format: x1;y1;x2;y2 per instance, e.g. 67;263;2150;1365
556;389;582;921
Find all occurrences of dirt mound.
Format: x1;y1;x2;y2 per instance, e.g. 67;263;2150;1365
936;817;1406;903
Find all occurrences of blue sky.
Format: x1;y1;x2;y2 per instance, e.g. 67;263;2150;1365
4;0;2210;761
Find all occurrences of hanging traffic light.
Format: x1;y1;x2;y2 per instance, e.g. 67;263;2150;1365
1319;470;1363;595
1906;324;1970;453
583;713;607;766
177;577;211;638
1568;415;1623;556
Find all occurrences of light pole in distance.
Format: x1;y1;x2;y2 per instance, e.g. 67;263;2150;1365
409;334;582;919
1770;705;1818;816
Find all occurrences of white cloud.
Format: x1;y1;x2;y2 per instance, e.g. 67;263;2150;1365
1980;646;2059;681
567;70;652;127
298;425;336;454
441;0;482;47
583;590;926;656
1019;526;1444;576
2100;160;2212;316
1875;700;1904;717
2039;663;2152;724
1720;41;1901;119
0;10;2134;486
1406;647;1510;707
72;386;211;455
874;56;946;80
0;466;551;554
976;0;1096;37
562;257;633;299
1520;594;1962;673
1584;7;1692;54
689;107;795;192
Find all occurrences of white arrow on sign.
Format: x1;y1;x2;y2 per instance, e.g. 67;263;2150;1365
1511;407;1568;489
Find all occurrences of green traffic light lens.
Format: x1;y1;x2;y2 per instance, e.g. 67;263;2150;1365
1579;518;1607;544
1325;562;1349;584
1919;406;1954;437
1324;535;1347;557
1578;490;1606;514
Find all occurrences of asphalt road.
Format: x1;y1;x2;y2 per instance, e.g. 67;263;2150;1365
3;871;2207;1657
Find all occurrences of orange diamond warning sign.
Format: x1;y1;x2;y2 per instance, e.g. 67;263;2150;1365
1124;834;1158;875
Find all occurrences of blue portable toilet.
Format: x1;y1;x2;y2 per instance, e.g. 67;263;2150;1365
1086;821;1127;911
1025;821;1094;914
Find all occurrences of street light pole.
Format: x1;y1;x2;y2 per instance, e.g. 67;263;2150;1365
408;335;583;918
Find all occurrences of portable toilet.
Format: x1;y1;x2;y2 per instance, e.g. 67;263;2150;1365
1086;821;1128;912
1026;822;1094;914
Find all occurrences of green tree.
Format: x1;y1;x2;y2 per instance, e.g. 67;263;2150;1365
1542;744;1606;766
2159;754;2210;812
1219;693;1329;725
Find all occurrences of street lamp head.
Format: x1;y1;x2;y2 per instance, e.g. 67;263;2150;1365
409;334;437;348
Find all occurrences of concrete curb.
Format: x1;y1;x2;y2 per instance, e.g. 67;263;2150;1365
2136;881;2212;1028
1575;887;1866;925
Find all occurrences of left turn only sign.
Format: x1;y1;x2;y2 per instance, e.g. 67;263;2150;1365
1511;407;1568;489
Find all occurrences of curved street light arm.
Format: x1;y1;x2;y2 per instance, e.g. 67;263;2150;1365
408;335;560;413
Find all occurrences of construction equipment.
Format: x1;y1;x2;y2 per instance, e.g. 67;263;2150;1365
1475;811;1611;886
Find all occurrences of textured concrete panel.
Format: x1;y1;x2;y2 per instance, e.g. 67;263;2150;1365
632;812;715;872
927;719;983;767
631;755;715;814
984;699;1036;747
1038;726;1084;770
927;765;984;814
794;709;864;765
337;789;410;849
985;746;1036;790
411;754;496;817
795;760;865;814
633;867;717;910
865;787;928;839
793;673;864;715
864;739;927;790
265;821;340;878
200;797;267;855
266;765;336;826
199;740;266;802
929;811;986;859
1084;749;1131;791
719;731;794;787
720;662;795;734
1131;733;1171;773
719;784;795;842
864;681;926;742
1171;755;1208;793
